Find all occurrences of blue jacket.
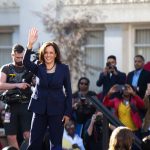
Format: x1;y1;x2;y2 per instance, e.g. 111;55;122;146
127;69;150;99
23;50;72;117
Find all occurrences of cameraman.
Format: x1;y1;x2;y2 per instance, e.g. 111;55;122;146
83;111;103;150
0;44;33;149
96;55;126;100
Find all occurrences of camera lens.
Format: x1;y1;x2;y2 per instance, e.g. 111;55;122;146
106;62;111;67
106;62;114;70
95;115;103;126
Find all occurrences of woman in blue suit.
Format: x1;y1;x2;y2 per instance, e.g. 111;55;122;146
23;28;72;150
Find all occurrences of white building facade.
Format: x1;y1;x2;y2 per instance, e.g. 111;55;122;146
0;0;150;92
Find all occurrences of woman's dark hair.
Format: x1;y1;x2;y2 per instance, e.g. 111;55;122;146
77;77;90;90
109;126;134;150
39;41;61;64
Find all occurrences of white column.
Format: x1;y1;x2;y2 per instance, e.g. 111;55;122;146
104;24;123;71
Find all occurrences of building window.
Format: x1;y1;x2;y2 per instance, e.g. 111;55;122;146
0;32;12;67
85;30;104;93
135;29;150;62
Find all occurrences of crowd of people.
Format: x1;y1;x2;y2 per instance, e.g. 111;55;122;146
0;27;150;150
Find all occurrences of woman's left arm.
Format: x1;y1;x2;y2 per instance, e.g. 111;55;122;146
63;65;72;124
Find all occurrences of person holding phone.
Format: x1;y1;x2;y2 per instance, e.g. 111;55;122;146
96;55;126;100
83;111;104;150
103;84;144;131
72;77;96;137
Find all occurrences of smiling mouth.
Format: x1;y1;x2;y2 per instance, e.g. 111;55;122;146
46;58;52;60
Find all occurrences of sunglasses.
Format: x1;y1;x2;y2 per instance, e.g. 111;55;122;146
66;124;75;129
80;82;88;86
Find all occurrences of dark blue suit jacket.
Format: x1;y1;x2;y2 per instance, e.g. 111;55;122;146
23;50;72;117
127;69;150;99
96;70;126;98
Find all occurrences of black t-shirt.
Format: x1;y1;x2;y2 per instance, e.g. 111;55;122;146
1;64;27;83
1;63;25;74
0;64;33;104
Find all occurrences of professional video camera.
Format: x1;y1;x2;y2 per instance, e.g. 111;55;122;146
0;88;31;104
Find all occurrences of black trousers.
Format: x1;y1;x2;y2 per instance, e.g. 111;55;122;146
27;113;64;150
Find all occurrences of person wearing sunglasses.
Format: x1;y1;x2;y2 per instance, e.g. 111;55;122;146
72;77;96;104
72;77;96;137
62;120;85;150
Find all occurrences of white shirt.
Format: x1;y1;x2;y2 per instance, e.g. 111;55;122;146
62;129;85;150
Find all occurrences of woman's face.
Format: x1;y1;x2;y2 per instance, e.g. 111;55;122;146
122;85;130;97
79;79;89;91
12;52;24;66
65;122;75;136
44;46;56;64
